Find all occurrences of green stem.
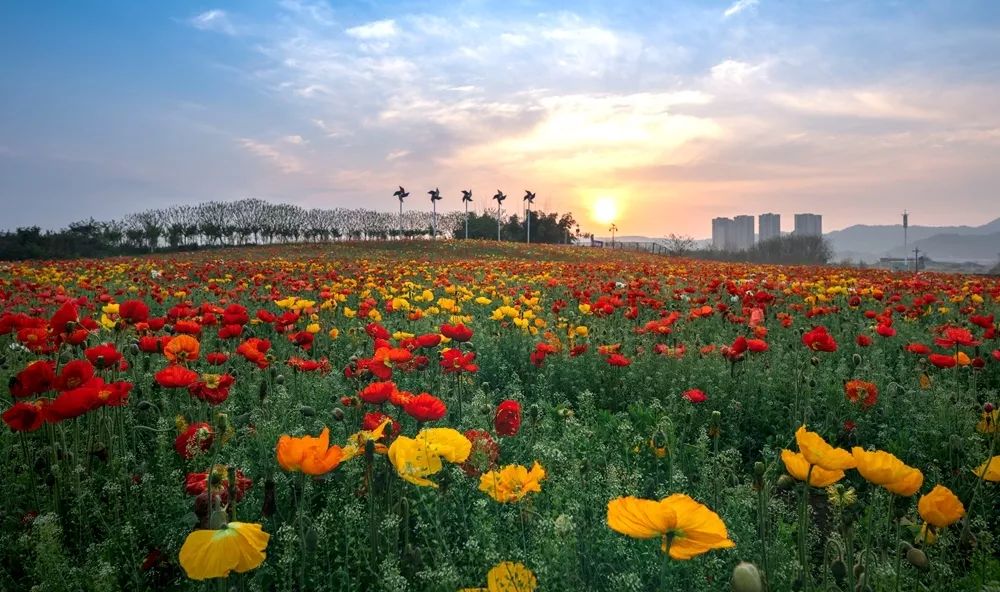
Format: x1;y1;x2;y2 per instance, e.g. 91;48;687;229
799;466;814;592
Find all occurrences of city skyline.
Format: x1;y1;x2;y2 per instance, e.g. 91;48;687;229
2;1;999;236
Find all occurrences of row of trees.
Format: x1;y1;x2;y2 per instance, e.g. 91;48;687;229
0;198;579;260
453;211;578;243
689;235;834;265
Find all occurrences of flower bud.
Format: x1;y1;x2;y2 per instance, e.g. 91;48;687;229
730;562;762;592
985;402;995;413
905;547;929;571
299;405;316;417
331;408;345;422
830;559;847;583
275;374;285;385
777;474;795;489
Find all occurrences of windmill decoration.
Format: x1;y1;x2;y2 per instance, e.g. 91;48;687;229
609;223;618;247
393;186;409;239
492;190;507;241
428;187;442;239
461;190;473;239
523;190;536;244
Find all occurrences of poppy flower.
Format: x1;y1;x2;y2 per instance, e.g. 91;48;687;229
387;428;471;487
875;324;896;338
746;338;769;353
362;412;399;440
917;485;965;528
164;335;201;364
780;450;845;487
844;380;878;409
463;562;537;592
440;349;478;373
85;343;123;370
287;357;331;373
404;393;447;422
188;374;236;405
276;427;345;475
606;494;735;559
217;324;243;340
494;400;522;437
415;333;442;348
175;422;215;459
855;334;872;347
928;353;957;369
851;448;923;496
441;323;473;342
44;382;104;422
236;338;271;368
972;455;1000;482
2;400;47;432
479;462;546;503
9;360;56;398
905;343;931;355
156;365;200;389
138;336;162;354
934;326;979;348
802;326;837;352
682;388;707;404
606;353;631;367
178;522;269;580
460;429;500;477
185;466;253;500
360;381;396;405
119;300;149;324
206;352;229;365
794;425;856;471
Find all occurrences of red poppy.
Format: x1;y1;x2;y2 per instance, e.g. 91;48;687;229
96;380;132;407
9;360;56;398
460;429;500;476
188;373;235;405
415;333;442;348
119;300;150;324
570;344;589;357
85;343;122;370
845;379;878;408
747;338;769;353
403;393;447;422
173;320;202;335
221;304;249;326
2;400;46;432
365;322;391;340
185;468;252;500
441;323;473;342
440;349;478;373
17;327;51;352
856;334;872;347
55;359;95;391
174;422;214;460
906;343;931;355
993;350;1000;362
137;336;161;353
217;324;243;340
802;326;837;352
44;382;103;422
206;352;229;365
875;324;896;338
362;411;399;439
682;388;707;404
606;353;632;367
934;326;980;348
390;389;415;408
287;357;331;373
928;353;957;369
155;365;199;388
360;381;397;405
494;400;522;436
49;301;78;334
236;338;271;368
288;331;314;351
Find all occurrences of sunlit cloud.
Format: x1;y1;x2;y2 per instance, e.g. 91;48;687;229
723;0;759;18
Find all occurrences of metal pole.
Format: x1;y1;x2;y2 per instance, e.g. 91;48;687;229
399;201;403;240
497;205;502;241
526;204;531;244
464;201;469;240
432;201;437;240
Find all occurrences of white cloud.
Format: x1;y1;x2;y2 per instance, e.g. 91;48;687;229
723;0;759;18
770;90;945;121
279;0;335;26
189;10;236;35
283;135;306;145
710;59;767;84
346;19;399;40
238;139;304;173
386;149;410;161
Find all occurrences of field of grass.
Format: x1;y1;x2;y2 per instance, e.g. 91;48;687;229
1;240;999;591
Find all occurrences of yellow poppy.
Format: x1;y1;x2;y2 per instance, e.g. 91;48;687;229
479;462;546;503
780;450;845;487
276;427;345;475
976;410;998;434
795;426;856;471
388;428;471;488
460;562;538;592
917;485;965;528
607;494;735;559
851;448;924;496
972;455;1000;482
178;522;269;580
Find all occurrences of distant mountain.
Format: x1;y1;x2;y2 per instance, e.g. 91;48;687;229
826;217;1000;262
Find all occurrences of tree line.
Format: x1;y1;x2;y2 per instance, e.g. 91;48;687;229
0;198;579;260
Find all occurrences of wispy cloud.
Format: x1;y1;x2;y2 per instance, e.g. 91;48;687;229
238;139;304;173
346;19;399;40
189;10;236;35
723;0;759;18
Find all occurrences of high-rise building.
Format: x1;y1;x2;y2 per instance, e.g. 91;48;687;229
712;217;732;250
794;213;822;237
758;213;780;242
732;215;755;251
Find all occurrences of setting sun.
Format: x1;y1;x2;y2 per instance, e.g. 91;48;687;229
592;197;618;225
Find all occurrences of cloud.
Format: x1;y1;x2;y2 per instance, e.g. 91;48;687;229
189;10;236;35
710;59;767;85
283;135;306;145
385;149;410;161
238;139;304;173
346;19;399;40
723;0;759;18
770;90;945;121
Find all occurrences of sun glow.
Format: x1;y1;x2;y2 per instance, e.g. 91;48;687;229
592;197;618;225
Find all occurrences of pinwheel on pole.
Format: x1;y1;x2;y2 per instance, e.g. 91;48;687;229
492;190;507;241
393;186;409;239
428;188;442;239
523;190;536;244
461;190;473;239
609;223;618;247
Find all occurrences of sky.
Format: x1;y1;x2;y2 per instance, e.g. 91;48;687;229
1;0;999;238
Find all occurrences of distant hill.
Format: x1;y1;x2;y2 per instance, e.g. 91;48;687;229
825;217;1000;263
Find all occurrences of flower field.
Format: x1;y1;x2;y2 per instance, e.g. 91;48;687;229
2;240;1000;591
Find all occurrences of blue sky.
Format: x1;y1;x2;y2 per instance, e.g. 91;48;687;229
1;0;999;236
